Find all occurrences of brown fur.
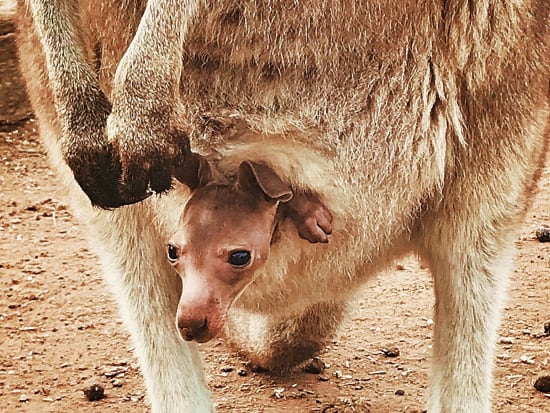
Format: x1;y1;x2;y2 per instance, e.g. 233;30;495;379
15;1;550;412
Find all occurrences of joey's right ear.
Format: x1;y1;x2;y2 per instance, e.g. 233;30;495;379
238;161;293;203
173;152;212;190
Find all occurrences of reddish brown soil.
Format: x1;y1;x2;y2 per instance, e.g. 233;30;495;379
1;120;549;412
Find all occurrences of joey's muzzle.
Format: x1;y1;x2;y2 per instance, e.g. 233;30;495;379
177;313;215;343
176;289;226;343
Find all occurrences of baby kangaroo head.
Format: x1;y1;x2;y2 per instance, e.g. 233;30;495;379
169;154;293;342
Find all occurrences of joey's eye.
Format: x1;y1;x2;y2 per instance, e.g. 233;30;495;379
228;250;252;268
167;244;179;263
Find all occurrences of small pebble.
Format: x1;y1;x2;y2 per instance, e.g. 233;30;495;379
395;389;405;396
534;376;550;393
83;384;105;401
520;355;535;365
544;321;550;336
499;337;514;345
19;394;29;403
381;346;400;357
304;357;325;374
111;379;123;388
535;226;550;242
273;387;285;399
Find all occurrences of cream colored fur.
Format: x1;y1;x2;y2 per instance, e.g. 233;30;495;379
15;0;549;412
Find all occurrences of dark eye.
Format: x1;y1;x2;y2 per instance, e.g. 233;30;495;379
167;244;179;263
228;250;252;268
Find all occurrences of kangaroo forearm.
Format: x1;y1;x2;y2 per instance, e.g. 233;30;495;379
28;0;108;128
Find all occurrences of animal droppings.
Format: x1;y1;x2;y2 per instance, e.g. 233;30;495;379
535;225;550;242
534;376;550;393
381;346;400;357
83;384;105;401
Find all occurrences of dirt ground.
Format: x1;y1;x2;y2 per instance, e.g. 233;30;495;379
0;118;549;413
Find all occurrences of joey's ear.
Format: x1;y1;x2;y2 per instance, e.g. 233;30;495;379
173;152;212;190
238;161;293;203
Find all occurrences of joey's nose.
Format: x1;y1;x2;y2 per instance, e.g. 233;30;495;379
177;315;211;343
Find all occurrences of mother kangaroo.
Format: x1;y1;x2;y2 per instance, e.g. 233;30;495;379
15;1;549;412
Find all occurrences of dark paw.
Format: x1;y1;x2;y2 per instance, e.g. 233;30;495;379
62;88;191;208
115;140;184;201
108;115;191;206
62;88;152;209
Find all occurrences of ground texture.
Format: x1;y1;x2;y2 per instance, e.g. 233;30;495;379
0;120;549;412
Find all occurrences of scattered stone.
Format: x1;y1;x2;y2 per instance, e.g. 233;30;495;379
534;376;550;393
103;366;127;378
321;404;338;413
111;379;123;388
220;366;234;373
237;368;247;377
535;225;550;242
499;337;514;345
520;355;535;365
381;346;400;357
273;387;285;399
395;389;405;396
83;384;105;402
319;397;371;413
19;394;29;402
304;357;325;374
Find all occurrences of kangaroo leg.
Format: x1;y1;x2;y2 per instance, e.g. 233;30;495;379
25;0;129;208
88;204;214;413
24;0;199;207
17;3;213;412
106;0;200;200
418;109;548;412
422;234;513;413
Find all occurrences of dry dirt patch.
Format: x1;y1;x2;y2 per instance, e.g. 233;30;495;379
0;120;549;412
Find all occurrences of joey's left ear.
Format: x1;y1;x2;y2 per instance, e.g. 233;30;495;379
173;152;212;190
237;161;293;203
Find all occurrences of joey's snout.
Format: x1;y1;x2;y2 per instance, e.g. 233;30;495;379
176;296;226;343
168;239;257;344
177;313;212;343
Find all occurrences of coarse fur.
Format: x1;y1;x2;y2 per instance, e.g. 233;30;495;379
15;1;550;412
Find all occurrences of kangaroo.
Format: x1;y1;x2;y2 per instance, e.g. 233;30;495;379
15;0;549;412
169;151;333;343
